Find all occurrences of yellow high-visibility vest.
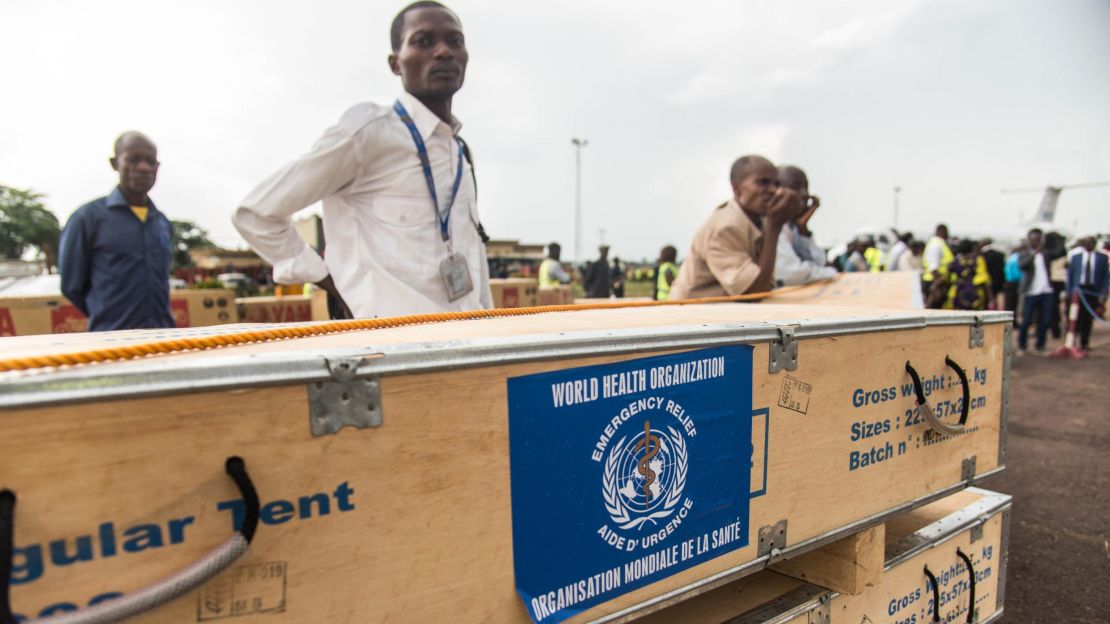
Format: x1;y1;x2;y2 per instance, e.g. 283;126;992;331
656;261;678;300
922;237;954;281
864;247;883;273
539;259;561;288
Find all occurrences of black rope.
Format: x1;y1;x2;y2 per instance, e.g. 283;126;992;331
457;137;490;244
0;490;15;624
0;461;257;623
905;361;928;405
225;457;260;544
945;356;971;426
923;564;941;623
956;548;977;623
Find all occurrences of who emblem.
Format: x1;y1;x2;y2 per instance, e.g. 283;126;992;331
602;420;688;530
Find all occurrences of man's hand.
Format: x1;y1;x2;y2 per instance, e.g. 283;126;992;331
764;188;802;228
315;274;353;319
796;195;819;236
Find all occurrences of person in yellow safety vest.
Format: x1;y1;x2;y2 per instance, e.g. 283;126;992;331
656;245;679;300
922;224;954;280
538;242;572;287
922;223;954;305
862;238;883;272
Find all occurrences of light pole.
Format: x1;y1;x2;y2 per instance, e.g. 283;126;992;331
572;138;588;263
892;186;902;230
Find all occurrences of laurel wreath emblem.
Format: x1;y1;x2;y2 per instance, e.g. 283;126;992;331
602;426;688;530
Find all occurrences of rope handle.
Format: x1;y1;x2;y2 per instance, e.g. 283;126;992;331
956;548;977;624
0;280;829;373
1;457;259;624
923;564;942;623
905;356;972;436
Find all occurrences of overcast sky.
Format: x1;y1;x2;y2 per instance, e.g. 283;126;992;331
2;0;1108;262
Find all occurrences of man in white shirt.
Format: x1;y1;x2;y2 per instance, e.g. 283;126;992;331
886;232;911;271
1017;228;1059;354
233;1;491;319
773;165;836;286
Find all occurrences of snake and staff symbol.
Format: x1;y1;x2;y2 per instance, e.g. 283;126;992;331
604;417;688;530
634;420;662;501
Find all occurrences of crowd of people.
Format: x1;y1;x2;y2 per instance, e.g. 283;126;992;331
51;0;1108;357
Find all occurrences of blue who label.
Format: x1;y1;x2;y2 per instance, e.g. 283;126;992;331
507;346;754;623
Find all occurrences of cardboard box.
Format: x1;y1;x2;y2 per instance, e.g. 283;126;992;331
0;304;1009;622
237;292;328;323
537;285;575;306
490;278;539;309
644;487;1010;623
0;290;237;336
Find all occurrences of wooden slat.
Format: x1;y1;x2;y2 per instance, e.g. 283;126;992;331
770;524;884;595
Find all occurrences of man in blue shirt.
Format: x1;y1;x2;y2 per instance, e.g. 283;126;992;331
58;132;176;331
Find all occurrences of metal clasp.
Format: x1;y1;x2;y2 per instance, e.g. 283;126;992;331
307;357;382;437
969;316;985;348
769;326;798;373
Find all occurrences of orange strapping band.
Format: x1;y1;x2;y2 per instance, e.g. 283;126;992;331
0;281;823;372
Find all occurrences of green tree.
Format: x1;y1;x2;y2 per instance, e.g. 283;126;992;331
0;185;60;269
171;219;215;270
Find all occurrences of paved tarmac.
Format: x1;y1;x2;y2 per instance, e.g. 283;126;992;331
980;324;1110;623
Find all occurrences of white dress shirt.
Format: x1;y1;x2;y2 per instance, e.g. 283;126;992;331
774;223;836;286
233;92;492;319
886;240;908;271
1029;253;1053;295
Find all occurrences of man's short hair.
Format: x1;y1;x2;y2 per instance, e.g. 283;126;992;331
1028;228;1043;237
729;155;773;185
113;131;154;157
391;1;452;52
777;165;808;191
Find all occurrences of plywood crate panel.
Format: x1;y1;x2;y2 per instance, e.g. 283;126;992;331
491;278;540;308
0;304;1010;623
0;289;237;336
237;292;329;323
643;487;1010;624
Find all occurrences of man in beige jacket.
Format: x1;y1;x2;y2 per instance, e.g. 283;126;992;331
669;155;803;300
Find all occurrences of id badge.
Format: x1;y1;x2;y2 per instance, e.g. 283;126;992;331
439;252;474;302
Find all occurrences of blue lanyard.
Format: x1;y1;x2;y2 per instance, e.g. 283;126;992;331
393;100;465;243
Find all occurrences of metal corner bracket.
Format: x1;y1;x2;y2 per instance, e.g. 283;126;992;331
308;357;382;437
969;316;985;348
769;325;798;373
961;455;977;483
970;520;984;543
758;519;788;560
807;596;831;624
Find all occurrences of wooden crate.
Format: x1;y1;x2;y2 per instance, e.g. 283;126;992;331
492;278;540;308
764;272;924;309
0;290;237;336
643;487;1010;623
237;292;329;323
538;285;575;305
0;304;1010;623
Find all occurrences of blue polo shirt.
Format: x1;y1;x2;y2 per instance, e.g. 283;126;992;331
58;187;176;331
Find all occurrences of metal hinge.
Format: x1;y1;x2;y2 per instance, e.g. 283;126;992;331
969;316;985;348
769;326;798;373
758;519;788;560
807;597;831;624
961;455;977;482
970;522;984;543
308;357;382;437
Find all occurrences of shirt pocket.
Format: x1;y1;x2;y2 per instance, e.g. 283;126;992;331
366;195;440;277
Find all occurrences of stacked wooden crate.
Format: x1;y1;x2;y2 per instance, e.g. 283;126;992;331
641;488;1010;623
0;302;1009;622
